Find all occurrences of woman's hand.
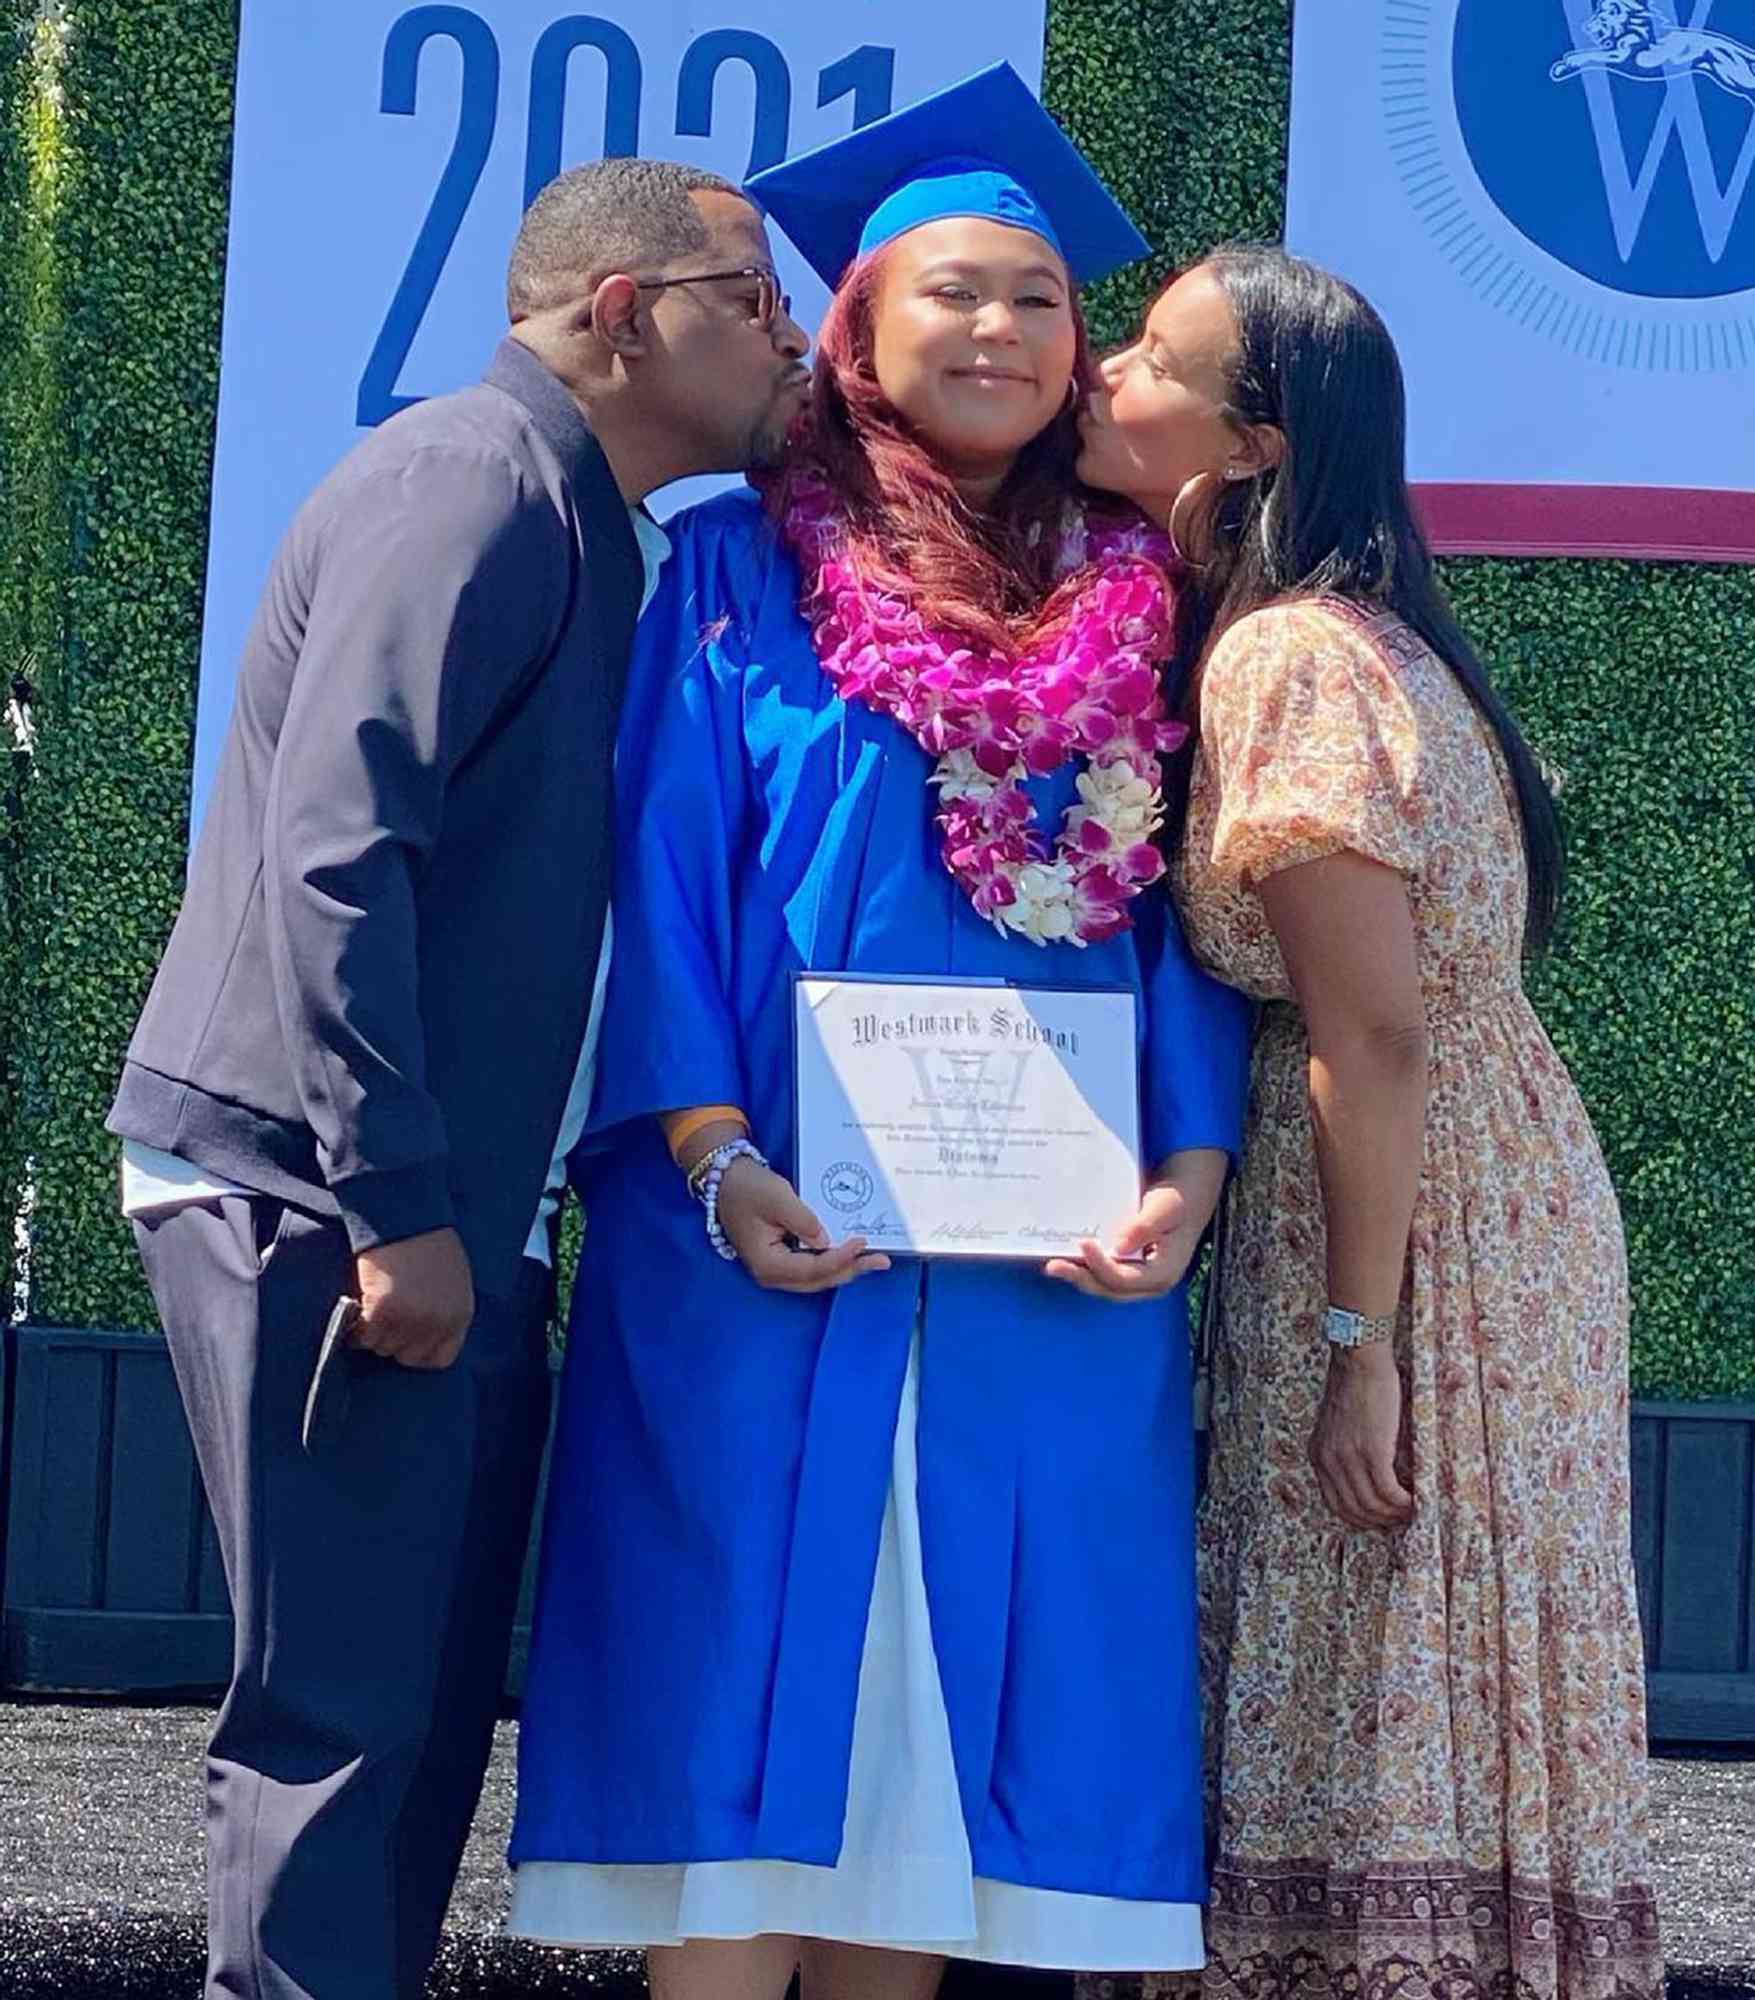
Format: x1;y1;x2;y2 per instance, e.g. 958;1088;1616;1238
1045;1147;1226;1304
1045;1182;1205;1303
717;1157;891;1292
1308;1343;1414;1530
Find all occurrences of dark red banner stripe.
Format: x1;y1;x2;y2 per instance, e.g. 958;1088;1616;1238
1413;484;1755;565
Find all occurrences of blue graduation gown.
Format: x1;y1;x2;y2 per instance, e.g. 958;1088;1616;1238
511;490;1250;1904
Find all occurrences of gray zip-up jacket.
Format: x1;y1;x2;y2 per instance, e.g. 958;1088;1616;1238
108;339;644;1298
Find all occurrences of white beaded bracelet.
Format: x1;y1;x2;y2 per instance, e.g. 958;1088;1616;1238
690;1137;767;1262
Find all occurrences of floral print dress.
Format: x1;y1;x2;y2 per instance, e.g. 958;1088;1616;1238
1087;598;1662;2000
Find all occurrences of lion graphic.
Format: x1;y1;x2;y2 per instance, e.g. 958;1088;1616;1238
1551;2;1755;101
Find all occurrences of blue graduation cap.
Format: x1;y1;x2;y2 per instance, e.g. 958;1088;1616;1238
745;62;1150;290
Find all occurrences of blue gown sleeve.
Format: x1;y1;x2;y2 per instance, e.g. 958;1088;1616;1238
586;498;760;1137
1135;889;1252;1169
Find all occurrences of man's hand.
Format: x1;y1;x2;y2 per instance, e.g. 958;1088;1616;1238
353;1227;475;1369
717;1159;891;1293
1309;1342;1414;1531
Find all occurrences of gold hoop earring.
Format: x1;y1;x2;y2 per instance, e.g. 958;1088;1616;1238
1167;471;1217;568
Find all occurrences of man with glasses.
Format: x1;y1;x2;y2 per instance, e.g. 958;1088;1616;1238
638;262;791;326
107;158;809;2000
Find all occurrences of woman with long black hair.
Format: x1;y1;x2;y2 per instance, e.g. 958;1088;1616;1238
1076;245;1662;2000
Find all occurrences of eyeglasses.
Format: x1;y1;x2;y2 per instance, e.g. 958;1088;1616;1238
635;265;792;330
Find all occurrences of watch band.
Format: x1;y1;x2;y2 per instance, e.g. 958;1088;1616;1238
1324;1304;1397;1348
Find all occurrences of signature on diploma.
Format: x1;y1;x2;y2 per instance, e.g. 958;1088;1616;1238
851;1212;907;1241
930;1220;1103;1246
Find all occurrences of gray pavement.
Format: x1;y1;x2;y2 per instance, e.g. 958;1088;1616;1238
1;1702;1750;1984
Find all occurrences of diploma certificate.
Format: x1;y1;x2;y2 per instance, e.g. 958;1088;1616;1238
792;975;1142;1260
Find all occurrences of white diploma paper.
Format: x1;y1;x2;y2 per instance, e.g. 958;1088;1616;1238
793;976;1142;1260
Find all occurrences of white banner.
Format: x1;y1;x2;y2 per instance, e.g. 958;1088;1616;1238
194;1;1048;821
1286;0;1755;562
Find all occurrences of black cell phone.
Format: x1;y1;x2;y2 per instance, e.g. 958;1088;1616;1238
301;1295;363;1455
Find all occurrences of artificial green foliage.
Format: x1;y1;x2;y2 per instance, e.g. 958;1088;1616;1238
0;0;77;1320
1045;0;1293;345
1449;558;1755;1400
0;708;25;1323
1;0;1749;1399
0;19;25;1320
3;0;235;1328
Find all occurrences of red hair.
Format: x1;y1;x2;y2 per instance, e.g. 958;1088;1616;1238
765;242;1099;655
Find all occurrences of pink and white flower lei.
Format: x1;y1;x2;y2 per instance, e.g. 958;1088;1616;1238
782;478;1186;945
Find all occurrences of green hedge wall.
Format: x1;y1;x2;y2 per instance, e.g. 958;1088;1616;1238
2;0;1750;1396
0;16;24;1321
1;0;234;1330
0;0;72;1322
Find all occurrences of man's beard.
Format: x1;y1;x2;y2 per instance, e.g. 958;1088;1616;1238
743;382;803;472
746;428;791;473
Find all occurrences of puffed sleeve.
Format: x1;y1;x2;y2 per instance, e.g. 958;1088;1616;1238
1199;601;1425;885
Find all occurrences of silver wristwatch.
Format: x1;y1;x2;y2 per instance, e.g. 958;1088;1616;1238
1323;1304;1397;1349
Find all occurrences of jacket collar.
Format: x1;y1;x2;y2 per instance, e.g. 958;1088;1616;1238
484;336;641;603
484;337;604;483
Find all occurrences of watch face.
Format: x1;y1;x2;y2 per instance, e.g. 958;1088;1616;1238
1325;1306;1393;1347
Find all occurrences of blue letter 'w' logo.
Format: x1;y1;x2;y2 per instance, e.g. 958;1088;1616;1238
1558;0;1755;262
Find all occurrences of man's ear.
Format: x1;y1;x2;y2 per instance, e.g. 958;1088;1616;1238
585;273;645;356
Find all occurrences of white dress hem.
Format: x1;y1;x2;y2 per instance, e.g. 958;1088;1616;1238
508;1333;1204;1975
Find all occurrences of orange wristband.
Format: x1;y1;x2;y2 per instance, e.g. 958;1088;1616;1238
662;1104;749;1163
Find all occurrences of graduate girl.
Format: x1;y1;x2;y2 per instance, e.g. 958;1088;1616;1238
509;66;1251;1999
